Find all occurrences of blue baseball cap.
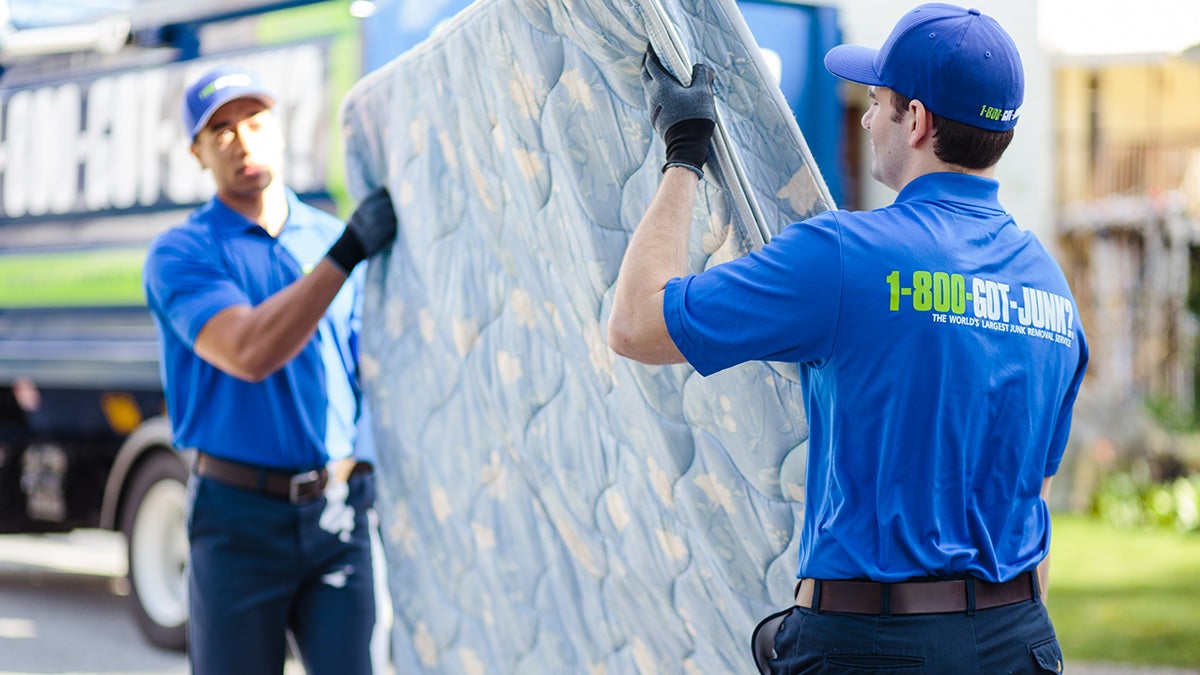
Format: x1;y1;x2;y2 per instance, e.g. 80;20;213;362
181;65;276;138
824;3;1023;131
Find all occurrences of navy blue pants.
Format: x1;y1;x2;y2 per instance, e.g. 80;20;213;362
769;595;1064;674
186;472;377;675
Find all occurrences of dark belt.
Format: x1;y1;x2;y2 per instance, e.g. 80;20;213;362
794;571;1037;615
194;452;370;504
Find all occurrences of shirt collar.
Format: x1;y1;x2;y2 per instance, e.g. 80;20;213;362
894;172;1005;214
205;187;302;235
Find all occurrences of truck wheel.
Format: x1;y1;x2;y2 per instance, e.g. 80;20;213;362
121;451;189;651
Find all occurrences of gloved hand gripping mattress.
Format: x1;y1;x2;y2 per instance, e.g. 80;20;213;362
340;0;834;672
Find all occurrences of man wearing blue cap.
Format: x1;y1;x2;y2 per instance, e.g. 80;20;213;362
143;65;396;674
611;3;1088;673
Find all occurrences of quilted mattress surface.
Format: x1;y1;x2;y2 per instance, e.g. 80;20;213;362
340;0;833;671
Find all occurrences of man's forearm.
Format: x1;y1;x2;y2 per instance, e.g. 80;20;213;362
1039;475;1055;601
1037;555;1050;602
608;167;699;363
194;259;349;381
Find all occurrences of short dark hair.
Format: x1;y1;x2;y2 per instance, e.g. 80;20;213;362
889;91;1014;170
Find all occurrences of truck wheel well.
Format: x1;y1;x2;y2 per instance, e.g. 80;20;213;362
98;416;188;531
115;446;185;532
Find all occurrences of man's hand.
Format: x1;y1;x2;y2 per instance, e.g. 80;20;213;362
318;480;355;543
641;47;716;177
326;186;399;274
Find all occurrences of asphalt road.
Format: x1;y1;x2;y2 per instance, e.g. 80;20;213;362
0;530;187;675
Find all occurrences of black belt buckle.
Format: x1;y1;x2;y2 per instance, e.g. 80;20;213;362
288;469;324;503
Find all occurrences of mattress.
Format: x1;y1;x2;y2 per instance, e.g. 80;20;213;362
339;0;833;671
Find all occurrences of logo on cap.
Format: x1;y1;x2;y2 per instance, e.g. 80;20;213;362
182;65;276;138
980;104;1020;124
199;73;255;101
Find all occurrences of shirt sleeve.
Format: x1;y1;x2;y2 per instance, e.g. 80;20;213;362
1044;327;1089;476
143;229;252;348
663;212;844;376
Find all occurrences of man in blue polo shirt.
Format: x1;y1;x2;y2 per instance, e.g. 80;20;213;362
610;4;1088;673
143;65;396;675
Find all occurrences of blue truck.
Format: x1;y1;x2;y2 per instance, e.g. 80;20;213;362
0;0;379;649
0;0;842;650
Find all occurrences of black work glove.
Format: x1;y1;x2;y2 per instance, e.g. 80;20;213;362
326;186;398;274
641;47;716;177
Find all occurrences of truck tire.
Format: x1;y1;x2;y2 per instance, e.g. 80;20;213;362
121;451;189;651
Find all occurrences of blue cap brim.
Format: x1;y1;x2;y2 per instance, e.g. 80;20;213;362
824;44;885;86
189;89;275;138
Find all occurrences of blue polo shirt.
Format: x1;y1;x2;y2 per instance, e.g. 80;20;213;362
664;172;1089;583
143;190;365;471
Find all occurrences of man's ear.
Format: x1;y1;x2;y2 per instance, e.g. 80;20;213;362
190;142;206;170
907;98;934;148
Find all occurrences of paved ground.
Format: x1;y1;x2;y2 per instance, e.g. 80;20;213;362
0;530;307;675
1073;664;1199;675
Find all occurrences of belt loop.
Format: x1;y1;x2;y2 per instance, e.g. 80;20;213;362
965;577;977;616
1029;570;1041;604
879;583;892;619
256;468;267;492
812;580;823;614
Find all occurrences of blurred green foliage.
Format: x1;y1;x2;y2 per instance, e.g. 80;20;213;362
1093;471;1200;532
1144;395;1198;433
